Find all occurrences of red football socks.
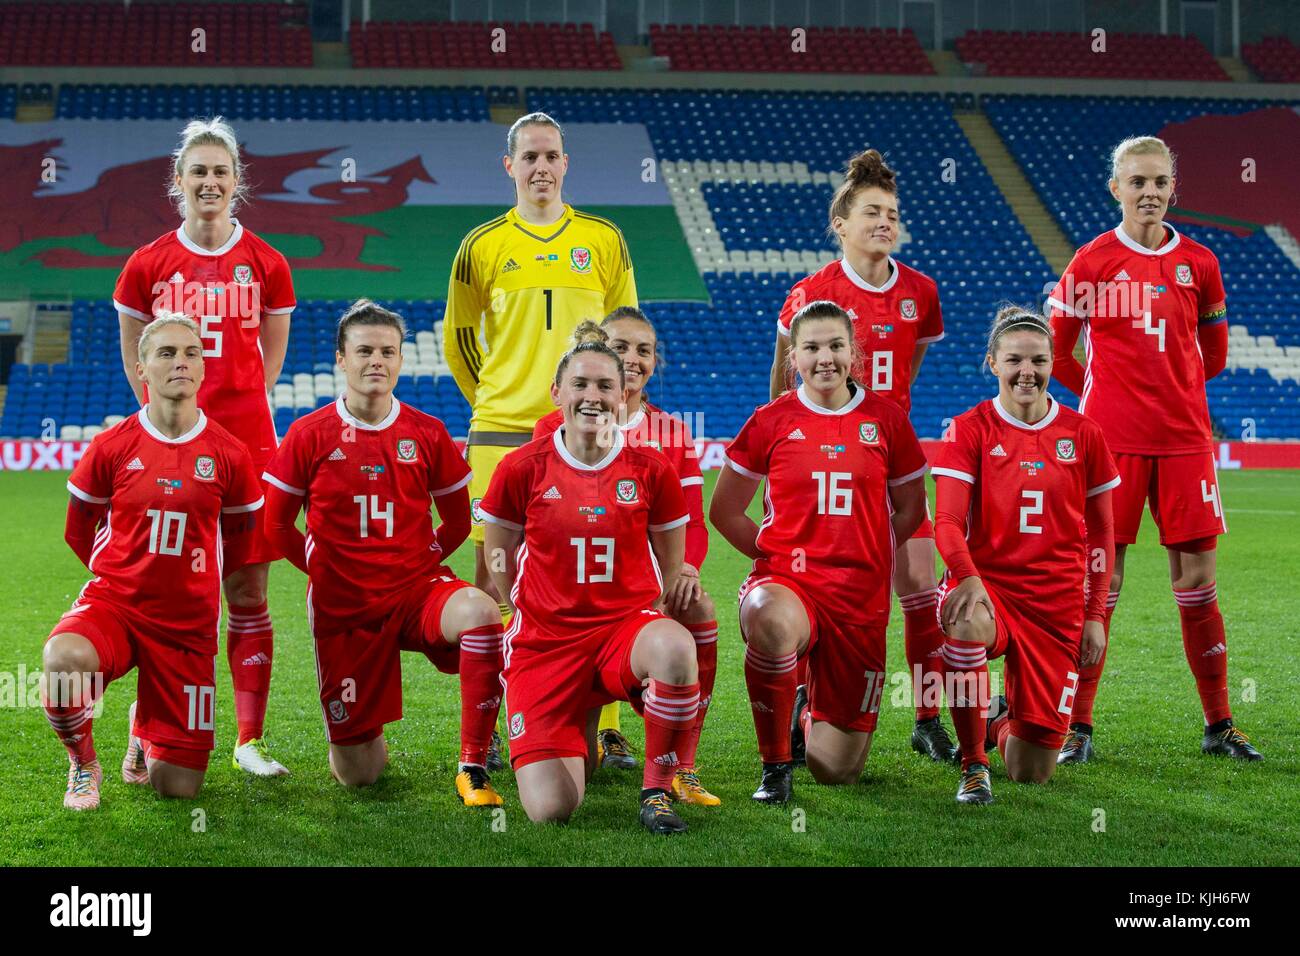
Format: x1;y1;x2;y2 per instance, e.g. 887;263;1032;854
678;621;718;770
1072;590;1119;728
1175;584;1231;725
43;675;98;764
226;601;273;746
642;679;700;791
901;588;945;720
744;646;798;764
942;637;991;769
457;623;505;767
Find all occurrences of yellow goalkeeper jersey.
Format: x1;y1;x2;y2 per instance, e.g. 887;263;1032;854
444;204;638;435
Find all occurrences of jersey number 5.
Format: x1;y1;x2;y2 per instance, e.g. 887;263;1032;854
199;315;223;357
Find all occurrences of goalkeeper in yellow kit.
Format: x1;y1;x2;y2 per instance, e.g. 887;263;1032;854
444;112;641;771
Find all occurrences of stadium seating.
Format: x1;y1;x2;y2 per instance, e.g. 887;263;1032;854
954;30;1228;81
0;84;17;119
648;24;933;75
0;2;312;67
56;83;490;122
349;21;620;70
1242;36;1300;83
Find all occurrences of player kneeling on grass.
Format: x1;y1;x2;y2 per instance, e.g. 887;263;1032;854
931;307;1119;805
710;301;928;805
534;312;719;805
262;300;505;805
480;333;700;834
44;313;265;810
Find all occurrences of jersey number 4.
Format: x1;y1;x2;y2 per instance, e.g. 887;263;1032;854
1136;310;1166;352
353;495;394;538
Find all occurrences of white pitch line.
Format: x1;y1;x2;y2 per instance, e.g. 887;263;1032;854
1224;508;1298;515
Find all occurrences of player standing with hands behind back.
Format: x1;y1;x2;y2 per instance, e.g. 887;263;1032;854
445;112;639;767
1046;136;1260;763
770;149;955;764
113;118;295;778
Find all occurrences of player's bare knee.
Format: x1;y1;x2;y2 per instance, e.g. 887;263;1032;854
456;588;503;632
151;771;203;799
522;792;578;824
645;626;697;685
682;591;716;624
806;752;856;786
42;633;98;680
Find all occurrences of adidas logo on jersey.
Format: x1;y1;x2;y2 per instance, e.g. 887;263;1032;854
652;751;680;767
328;448;346;461
168;271;185;283
241;652;271;666
126;457;145;471
542;485;562;500
502;258;521;273
1114;269;1131;281
787;428;806;441
990;444;1007;457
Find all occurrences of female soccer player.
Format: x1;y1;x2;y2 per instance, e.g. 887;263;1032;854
480;336;700;834
262;300;506;804
534;310;720;805
113;117;296;777
446;111;639;771
43;314;264;809
1046;136;1260;762
712;301;928;804
932;307;1119;803
770;149;954;763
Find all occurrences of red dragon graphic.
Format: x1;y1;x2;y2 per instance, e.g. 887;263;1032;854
1;140;435;272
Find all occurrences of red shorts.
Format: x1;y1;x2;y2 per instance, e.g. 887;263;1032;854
937;571;1078;747
1113;451;1226;547
48;600;215;769
311;573;472;744
502;609;667;769
740;574;887;733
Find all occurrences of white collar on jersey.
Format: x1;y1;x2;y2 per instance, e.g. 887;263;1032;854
175;218;245;257
335;394;401;431
621;406;646;432
992;392;1059;431
1113;222;1180;257
839;255;899;293
797;382;868;416
553;422;625;471
137;406;208;444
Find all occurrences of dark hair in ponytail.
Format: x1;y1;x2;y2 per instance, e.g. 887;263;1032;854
554;319;625;388
828;148;898;247
986;304;1053;359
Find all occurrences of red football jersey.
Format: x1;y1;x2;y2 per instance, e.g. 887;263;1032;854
1045;224;1226;455
262;396;471;629
65;408;264;652
777;257;943;413
725;384;928;626
932;396;1120;626
113;220;296;464
479;428;688;642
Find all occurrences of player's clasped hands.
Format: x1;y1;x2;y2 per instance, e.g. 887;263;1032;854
941;576;996;629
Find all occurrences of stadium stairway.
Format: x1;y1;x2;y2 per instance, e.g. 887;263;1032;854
1218;56;1254;83
954;110;1075;275
32;308;69;365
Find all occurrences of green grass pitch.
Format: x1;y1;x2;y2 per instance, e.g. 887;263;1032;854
1;468;1296;866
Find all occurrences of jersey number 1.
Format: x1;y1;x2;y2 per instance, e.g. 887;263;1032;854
542;289;553;331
